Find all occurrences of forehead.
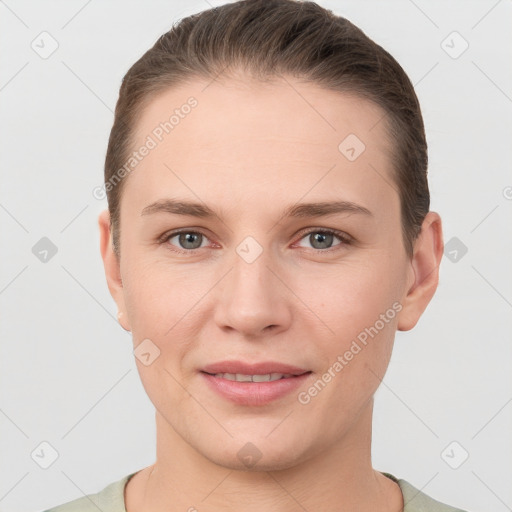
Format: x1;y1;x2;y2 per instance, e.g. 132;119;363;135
135;75;391;157
124;76;398;219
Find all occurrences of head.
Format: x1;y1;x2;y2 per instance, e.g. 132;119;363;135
99;0;443;471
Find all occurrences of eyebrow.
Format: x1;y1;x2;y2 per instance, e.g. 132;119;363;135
140;199;372;219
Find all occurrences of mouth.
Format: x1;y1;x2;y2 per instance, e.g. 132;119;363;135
201;360;310;376
199;360;312;405
201;371;304;382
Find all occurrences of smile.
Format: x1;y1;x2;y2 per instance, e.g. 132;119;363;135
200;370;312;406
207;372;295;382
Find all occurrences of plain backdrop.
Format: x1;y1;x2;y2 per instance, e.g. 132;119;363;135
1;1;511;511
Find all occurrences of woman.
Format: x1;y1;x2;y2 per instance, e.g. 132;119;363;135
44;0;468;510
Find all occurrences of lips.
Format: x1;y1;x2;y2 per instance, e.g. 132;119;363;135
200;360;312;405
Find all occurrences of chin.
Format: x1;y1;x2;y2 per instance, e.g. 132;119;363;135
211;452;306;473
200;435;313;473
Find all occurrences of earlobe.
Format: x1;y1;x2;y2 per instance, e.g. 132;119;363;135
117;310;131;332
397;212;444;332
98;210;131;332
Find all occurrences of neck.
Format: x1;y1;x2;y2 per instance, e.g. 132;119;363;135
126;399;403;512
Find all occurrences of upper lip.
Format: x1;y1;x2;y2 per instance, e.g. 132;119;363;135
201;360;310;376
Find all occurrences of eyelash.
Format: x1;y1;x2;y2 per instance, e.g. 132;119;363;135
158;228;353;255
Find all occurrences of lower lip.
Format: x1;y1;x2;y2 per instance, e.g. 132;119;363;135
200;371;312;406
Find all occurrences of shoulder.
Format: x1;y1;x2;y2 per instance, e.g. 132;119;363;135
383;473;470;512
41;473;136;512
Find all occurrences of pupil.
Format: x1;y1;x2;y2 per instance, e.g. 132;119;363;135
312;232;332;249
180;233;201;249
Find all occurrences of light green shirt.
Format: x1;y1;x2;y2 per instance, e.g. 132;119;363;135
42;471;469;511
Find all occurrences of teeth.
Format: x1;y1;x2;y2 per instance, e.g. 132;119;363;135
213;373;293;382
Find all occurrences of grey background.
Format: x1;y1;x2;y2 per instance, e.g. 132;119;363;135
1;1;511;511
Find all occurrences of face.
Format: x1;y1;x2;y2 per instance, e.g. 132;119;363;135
100;75;440;471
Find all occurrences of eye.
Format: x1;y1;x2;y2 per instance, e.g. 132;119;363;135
295;229;352;251
159;227;352;254
162;230;211;252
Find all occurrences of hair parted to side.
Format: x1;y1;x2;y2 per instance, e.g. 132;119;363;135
104;0;429;258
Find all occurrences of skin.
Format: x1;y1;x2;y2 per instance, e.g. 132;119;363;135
98;74;443;512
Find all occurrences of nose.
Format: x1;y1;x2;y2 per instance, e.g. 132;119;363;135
213;246;292;338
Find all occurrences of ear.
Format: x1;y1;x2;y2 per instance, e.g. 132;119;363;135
397;211;443;331
98;209;131;331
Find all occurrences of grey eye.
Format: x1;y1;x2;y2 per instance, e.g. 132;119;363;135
170;232;205;250
309;232;334;249
297;231;342;250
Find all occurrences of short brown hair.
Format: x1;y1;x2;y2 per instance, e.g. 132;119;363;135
104;0;429;257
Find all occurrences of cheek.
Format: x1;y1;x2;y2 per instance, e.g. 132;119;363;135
121;264;206;411
121;258;199;341
302;263;401;414
311;259;402;336
305;254;404;392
